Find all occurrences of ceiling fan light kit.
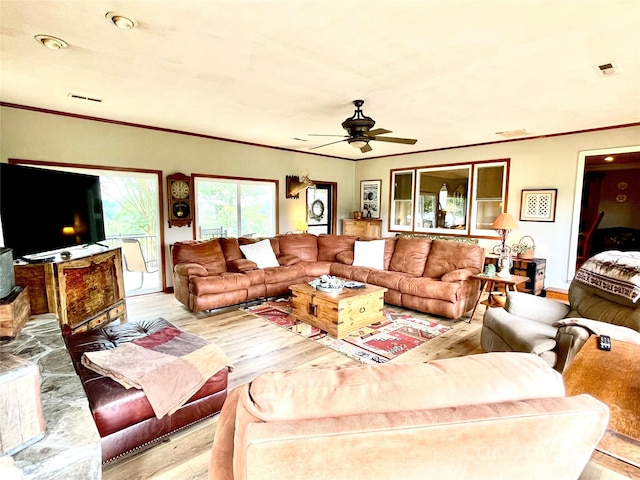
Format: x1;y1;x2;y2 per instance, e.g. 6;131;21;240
310;100;417;154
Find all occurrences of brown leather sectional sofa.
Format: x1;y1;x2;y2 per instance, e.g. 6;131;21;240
172;233;485;319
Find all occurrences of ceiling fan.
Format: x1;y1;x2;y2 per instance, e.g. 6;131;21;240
310;100;418;153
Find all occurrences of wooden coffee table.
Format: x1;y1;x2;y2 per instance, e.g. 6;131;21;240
289;282;387;339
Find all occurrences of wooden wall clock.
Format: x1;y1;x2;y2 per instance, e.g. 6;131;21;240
167;173;194;227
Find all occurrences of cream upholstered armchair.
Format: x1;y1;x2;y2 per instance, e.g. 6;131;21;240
481;250;640;372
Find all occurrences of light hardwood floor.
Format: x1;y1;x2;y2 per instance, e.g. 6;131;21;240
103;292;639;480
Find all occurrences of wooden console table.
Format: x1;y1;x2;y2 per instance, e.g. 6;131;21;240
469;273;530;320
14;248;127;334
484;254;545;295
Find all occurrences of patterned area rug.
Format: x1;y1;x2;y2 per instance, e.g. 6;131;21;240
243;298;451;364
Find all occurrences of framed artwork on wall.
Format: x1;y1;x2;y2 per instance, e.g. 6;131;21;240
360;179;381;219
520;189;557;222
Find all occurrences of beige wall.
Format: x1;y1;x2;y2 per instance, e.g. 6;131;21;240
2;105;638;290
0;106;356;286
355;126;640;289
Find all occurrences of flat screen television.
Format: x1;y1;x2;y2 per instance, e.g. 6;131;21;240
0;163;106;260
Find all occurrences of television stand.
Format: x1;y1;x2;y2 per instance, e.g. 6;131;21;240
20;256;56;264
14;248;127;334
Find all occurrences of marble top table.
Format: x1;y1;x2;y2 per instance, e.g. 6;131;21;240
0;315;101;479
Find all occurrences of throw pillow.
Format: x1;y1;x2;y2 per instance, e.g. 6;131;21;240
239;239;279;269
352;240;385;270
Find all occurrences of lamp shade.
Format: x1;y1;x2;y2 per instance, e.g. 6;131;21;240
491;213;518;231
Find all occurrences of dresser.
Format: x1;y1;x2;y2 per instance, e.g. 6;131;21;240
483;254;546;296
342;218;382;238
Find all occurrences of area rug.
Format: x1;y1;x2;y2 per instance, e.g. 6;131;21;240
243;298;451;364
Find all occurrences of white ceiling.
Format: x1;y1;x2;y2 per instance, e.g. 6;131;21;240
1;0;639;160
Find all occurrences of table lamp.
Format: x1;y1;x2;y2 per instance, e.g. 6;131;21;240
491;213;518;278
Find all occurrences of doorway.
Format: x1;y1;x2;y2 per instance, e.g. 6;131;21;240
306;182;336;234
570;146;640;278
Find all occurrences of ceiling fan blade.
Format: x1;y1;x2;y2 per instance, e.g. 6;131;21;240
308;134;348;137
371;136;417;145
310;139;348;150
360;143;373;153
366;128;392;137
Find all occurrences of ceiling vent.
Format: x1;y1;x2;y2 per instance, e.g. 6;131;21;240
67;93;103;103
496;129;530;138
594;62;620;77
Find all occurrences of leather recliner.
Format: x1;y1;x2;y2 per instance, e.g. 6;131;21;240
481;251;640;372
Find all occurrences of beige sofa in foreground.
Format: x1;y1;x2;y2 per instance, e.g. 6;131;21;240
209;352;608;480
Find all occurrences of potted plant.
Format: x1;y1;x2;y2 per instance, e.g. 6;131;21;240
511;235;536;259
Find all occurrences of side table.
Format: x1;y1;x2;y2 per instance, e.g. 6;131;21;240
469;274;530;321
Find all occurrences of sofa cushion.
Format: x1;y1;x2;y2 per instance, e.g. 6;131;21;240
317;234;357;262
352;239;385;270
219;237;243;262
244;353;565;422
172;239;227;274
390;237;432;276
336;250;353;265
423;240;484;278
398;276;461;302
190;272;252;295
275;233;318;262
367;269;409;291
239;239;279;268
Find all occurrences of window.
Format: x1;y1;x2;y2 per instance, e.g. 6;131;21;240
194;175;277;239
414;165;470;233
470;162;507;236
390;170;414;231
390;159;509;237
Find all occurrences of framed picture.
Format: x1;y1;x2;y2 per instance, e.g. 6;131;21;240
360;179;381;219
520;189;557;222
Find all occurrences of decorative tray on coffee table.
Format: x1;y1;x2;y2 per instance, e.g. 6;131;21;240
309;275;345;293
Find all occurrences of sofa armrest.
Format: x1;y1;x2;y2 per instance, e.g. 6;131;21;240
441;268;475;282
174;263;208;277
277;254;301;266
555;318;640;343
554;319;640;372
227;258;258;272
505;291;571;324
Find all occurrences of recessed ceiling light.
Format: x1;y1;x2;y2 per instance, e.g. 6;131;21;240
106;12;138;30
34;35;68;50
604;156;614;162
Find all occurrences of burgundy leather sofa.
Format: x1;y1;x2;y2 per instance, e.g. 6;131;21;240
172;233;485;319
64;318;229;464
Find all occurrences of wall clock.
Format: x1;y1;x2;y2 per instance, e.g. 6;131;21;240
167;172;194;227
